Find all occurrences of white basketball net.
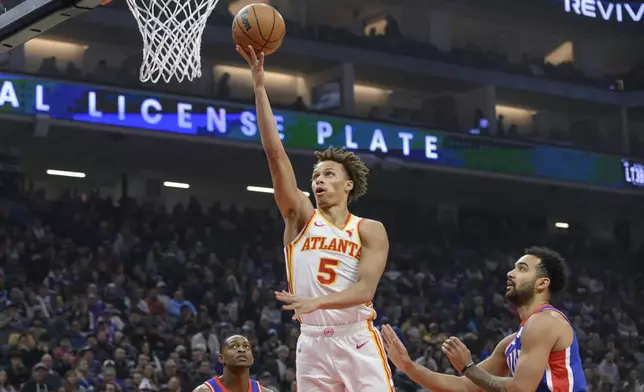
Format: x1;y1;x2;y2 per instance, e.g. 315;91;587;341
126;0;220;83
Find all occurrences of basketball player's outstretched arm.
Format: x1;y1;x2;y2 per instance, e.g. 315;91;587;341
442;313;563;392
382;325;513;392
237;46;314;237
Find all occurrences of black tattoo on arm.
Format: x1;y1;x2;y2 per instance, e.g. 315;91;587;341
463;365;511;392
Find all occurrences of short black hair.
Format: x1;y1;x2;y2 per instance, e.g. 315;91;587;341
524;246;568;295
221;334;248;348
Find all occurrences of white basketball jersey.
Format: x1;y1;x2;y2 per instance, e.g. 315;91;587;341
284;210;376;326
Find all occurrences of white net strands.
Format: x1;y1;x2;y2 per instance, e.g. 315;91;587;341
126;0;220;83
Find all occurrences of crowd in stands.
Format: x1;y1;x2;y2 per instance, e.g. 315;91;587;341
1;190;644;392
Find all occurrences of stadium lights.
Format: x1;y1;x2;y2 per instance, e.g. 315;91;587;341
46;169;86;178
163;181;190;189
247;185;310;197
555;222;569;229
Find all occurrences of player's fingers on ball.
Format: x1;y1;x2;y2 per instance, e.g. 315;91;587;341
249;46;258;62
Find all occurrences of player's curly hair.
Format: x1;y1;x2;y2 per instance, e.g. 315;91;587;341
314;147;369;203
524;246;569;295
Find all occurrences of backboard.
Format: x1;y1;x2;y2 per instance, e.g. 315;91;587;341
0;0;106;53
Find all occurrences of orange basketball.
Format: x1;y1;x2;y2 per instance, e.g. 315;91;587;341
232;3;285;55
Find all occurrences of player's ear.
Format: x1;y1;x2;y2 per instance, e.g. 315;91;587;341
537;276;550;293
218;354;224;365
345;180;354;194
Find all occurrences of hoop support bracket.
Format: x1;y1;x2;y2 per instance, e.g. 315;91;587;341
0;0;105;54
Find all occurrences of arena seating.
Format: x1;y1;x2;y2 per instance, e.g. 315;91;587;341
1;192;642;392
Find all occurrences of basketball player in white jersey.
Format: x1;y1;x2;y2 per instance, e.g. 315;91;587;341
237;45;394;391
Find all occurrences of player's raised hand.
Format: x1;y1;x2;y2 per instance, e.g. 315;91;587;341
236;45;265;90
381;324;413;372
275;290;320;319
441;336;473;373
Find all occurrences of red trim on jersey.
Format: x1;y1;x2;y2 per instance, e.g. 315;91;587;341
315;209;353;231
548;348;573;391
355;217;365;245
341;213;353;229
213;378;254;392
203;382;216;392
519;304;550;326
289;212;317;246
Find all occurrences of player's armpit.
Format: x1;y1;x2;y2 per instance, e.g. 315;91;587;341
316;219;388;310
254;87;314;229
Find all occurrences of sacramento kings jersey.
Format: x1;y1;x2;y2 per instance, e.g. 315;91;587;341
284;210;376;326
203;377;264;392
504;305;587;392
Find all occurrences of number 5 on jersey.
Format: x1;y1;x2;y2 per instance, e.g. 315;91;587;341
317;258;340;285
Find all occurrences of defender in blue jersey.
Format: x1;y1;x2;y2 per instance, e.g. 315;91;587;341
196;335;274;392
382;246;587;392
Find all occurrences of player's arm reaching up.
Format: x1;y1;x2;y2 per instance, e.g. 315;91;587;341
237;45;314;244
276;218;388;313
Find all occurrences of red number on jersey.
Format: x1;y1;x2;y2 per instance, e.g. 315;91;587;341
317;258;340;285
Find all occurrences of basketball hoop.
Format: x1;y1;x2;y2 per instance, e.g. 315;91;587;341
126;0;220;83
